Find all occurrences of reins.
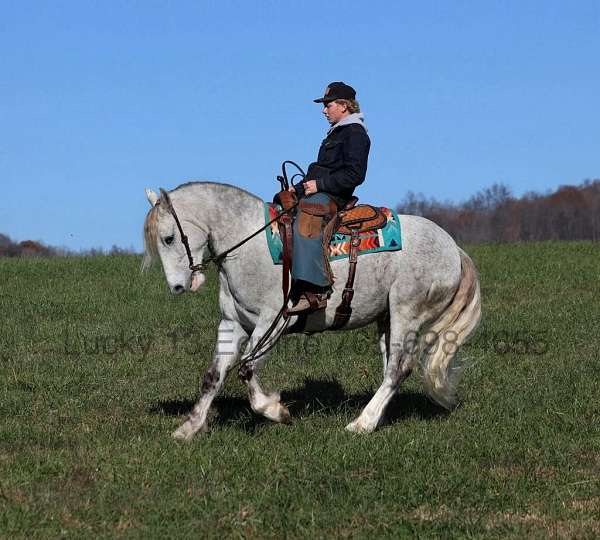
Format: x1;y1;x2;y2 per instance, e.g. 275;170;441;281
157;161;306;372
158;188;298;274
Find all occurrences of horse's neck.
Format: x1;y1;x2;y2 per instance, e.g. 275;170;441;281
179;183;265;255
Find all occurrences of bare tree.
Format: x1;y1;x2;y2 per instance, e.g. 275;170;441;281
396;179;600;243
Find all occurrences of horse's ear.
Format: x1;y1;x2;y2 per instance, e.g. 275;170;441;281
158;188;171;209
145;188;159;207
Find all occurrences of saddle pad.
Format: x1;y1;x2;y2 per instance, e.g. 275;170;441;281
264;203;402;265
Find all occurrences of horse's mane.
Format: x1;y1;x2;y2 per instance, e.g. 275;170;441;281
142;204;160;271
172;181;263;202
142;181;262;271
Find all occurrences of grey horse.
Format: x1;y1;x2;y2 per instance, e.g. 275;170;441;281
143;182;481;440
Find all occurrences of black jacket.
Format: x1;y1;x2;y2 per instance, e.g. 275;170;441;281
300;123;371;207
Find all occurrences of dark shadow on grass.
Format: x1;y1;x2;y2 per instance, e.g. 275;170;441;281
386;389;452;423
281;377;450;423
148;396;268;434
149;376;449;432
149;399;196;416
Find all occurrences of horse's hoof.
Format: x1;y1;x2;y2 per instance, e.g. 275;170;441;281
172;427;193;441
262;401;292;424
345;418;376;433
172;420;207;441
172;424;194;441
279;405;292;425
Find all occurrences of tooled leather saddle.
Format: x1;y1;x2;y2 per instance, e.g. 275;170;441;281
274;191;387;329
329;197;387;329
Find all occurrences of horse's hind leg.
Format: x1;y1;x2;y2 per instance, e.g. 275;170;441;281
172;319;248;440
240;318;291;424
346;308;421;433
377;316;391;378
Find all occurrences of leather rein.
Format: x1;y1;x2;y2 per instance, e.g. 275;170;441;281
156;162;305;372
158;188;297;279
157;187;298;374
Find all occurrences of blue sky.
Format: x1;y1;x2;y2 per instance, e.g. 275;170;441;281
1;1;599;251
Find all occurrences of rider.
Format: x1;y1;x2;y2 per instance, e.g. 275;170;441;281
286;82;371;314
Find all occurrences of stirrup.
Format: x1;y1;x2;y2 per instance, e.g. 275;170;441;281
286;292;328;315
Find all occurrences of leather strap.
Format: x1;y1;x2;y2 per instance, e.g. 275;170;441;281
159;189;298;279
278;213;294;302
305;292;319;310
275;189;297;211
304;292;327;310
159;189;203;274
331;229;361;329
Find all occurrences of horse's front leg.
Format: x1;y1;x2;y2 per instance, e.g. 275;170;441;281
238;317;291;425
172;319;248;440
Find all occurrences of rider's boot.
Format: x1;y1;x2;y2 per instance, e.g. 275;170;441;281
286;283;331;315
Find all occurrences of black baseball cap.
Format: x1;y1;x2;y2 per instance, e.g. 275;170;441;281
313;81;356;103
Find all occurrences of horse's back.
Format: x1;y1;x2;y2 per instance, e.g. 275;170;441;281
395;214;462;280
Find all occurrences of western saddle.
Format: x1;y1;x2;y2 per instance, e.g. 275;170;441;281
276;192;387;329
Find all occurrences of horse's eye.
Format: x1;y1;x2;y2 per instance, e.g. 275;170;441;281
164;235;174;245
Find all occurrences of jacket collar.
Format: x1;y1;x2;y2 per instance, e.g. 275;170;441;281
327;112;368;135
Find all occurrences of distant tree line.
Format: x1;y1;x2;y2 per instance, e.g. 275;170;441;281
396;179;600;243
0;234;136;257
2;179;599;256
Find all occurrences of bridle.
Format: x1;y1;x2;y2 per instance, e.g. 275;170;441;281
156;186;298;374
154;162;305;373
156;162;305;282
157;189;204;276
157;188;298;281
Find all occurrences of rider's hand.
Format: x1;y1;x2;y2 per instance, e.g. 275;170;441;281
303;180;318;195
288;186;296;193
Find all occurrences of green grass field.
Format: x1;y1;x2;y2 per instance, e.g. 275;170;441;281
1;242;599;538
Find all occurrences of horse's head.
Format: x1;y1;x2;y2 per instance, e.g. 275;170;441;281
143;188;208;294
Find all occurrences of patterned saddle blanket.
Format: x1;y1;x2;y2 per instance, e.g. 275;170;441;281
264;203;402;264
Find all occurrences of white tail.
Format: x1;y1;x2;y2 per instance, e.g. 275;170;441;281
420;248;481;409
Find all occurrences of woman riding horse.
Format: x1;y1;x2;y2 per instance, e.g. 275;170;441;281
287;81;371;314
